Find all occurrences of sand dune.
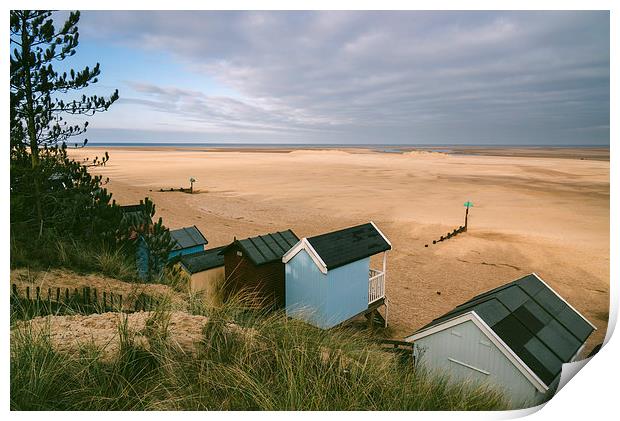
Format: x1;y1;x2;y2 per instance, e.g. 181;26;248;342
69;147;610;355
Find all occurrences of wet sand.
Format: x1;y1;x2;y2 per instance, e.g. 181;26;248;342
69;146;610;355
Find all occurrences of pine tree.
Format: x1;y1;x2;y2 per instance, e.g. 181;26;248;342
10;10;119;233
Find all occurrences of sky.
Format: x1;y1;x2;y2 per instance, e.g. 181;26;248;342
58;10;610;145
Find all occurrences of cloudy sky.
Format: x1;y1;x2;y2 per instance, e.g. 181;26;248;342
68;11;608;145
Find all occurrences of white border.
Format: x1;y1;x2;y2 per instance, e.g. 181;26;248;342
3;3;615;420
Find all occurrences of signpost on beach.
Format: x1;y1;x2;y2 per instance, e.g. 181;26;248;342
464;201;474;231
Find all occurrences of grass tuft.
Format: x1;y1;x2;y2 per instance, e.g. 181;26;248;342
10;300;509;410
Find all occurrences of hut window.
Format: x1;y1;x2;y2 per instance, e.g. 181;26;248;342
237;251;243;257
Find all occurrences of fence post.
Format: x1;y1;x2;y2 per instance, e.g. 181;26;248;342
11;284;17;308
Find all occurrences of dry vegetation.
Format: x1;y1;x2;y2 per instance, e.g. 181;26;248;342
11;301;509;410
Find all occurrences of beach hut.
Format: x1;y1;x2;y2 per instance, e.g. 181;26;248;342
120;203;153;240
168;225;208;260
282;222;392;329
405;273;596;408
178;246;226;305
136;225;208;280
120;203;151;223
220;229;299;308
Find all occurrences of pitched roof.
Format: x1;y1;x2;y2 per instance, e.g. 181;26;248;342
179;246;225;274
223;229;299;266
306;222;391;270
120;204;145;214
409;274;595;387
170;226;208;250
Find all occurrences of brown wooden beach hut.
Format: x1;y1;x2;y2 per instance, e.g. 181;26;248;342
220;229;299;308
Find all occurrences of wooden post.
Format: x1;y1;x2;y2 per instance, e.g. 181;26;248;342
384;300;389;328
382;251;387;299
56;288;60;302
11;284;17;307
464;206;469;231
26;286;30;300
382;251;387;275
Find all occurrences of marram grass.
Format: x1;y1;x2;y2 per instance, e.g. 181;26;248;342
10;304;508;411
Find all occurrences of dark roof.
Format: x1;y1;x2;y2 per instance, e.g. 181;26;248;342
179;246;225;274
120;204;145;214
120;203;152;226
307;222;391;270
414;274;595;387
170;226;208;250
223;229;299;266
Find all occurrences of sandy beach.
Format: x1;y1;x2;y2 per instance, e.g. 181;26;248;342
69;146;610;355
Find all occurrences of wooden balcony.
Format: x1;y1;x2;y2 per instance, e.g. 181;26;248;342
368;268;385;304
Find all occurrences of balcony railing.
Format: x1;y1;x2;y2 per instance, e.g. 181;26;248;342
368;268;385;304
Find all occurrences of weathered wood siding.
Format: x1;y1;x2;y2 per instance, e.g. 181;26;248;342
223;244;285;308
413;319;550;408
285;250;369;329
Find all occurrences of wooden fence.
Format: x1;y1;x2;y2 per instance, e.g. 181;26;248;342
10;284;159;320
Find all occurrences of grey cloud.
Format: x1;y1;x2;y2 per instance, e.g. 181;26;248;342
81;11;609;144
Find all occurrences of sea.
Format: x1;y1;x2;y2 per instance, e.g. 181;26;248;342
83;142;608;155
